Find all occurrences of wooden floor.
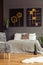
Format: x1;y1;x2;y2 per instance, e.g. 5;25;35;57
0;53;43;65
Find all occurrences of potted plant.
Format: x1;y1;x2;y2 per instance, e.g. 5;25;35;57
4;18;9;29
34;44;37;55
39;36;43;47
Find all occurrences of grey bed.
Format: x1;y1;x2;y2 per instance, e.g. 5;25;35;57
6;39;43;54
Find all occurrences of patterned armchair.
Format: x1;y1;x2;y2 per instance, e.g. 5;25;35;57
0;32;6;42
0;32;11;59
0;32;10;53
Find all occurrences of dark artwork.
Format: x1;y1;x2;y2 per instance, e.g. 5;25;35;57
9;9;24;27
26;8;42;27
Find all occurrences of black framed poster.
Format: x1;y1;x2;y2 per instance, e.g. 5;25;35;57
26;8;42;27
9;8;24;27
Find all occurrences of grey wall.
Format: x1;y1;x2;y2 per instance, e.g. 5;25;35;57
3;0;43;40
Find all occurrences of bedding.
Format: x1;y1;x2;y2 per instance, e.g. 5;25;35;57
14;33;21;40
14;33;29;40
6;39;43;54
14;33;36;40
21;33;29;39
29;33;36;40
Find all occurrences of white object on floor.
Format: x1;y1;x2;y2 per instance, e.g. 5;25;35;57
22;56;43;63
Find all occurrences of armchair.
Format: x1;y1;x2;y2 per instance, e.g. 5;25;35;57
0;32;10;59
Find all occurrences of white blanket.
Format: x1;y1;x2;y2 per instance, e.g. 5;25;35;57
6;40;43;53
22;56;43;63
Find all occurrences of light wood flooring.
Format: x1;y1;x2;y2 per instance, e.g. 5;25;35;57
0;53;43;65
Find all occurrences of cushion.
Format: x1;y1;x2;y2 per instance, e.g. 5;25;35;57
14;33;36;40
0;32;6;42
14;33;21;40
14;33;29;40
29;33;36;40
21;33;29;39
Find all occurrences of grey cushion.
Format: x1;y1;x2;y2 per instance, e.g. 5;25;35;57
0;32;6;42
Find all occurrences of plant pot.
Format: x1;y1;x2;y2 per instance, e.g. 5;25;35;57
41;44;43;48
